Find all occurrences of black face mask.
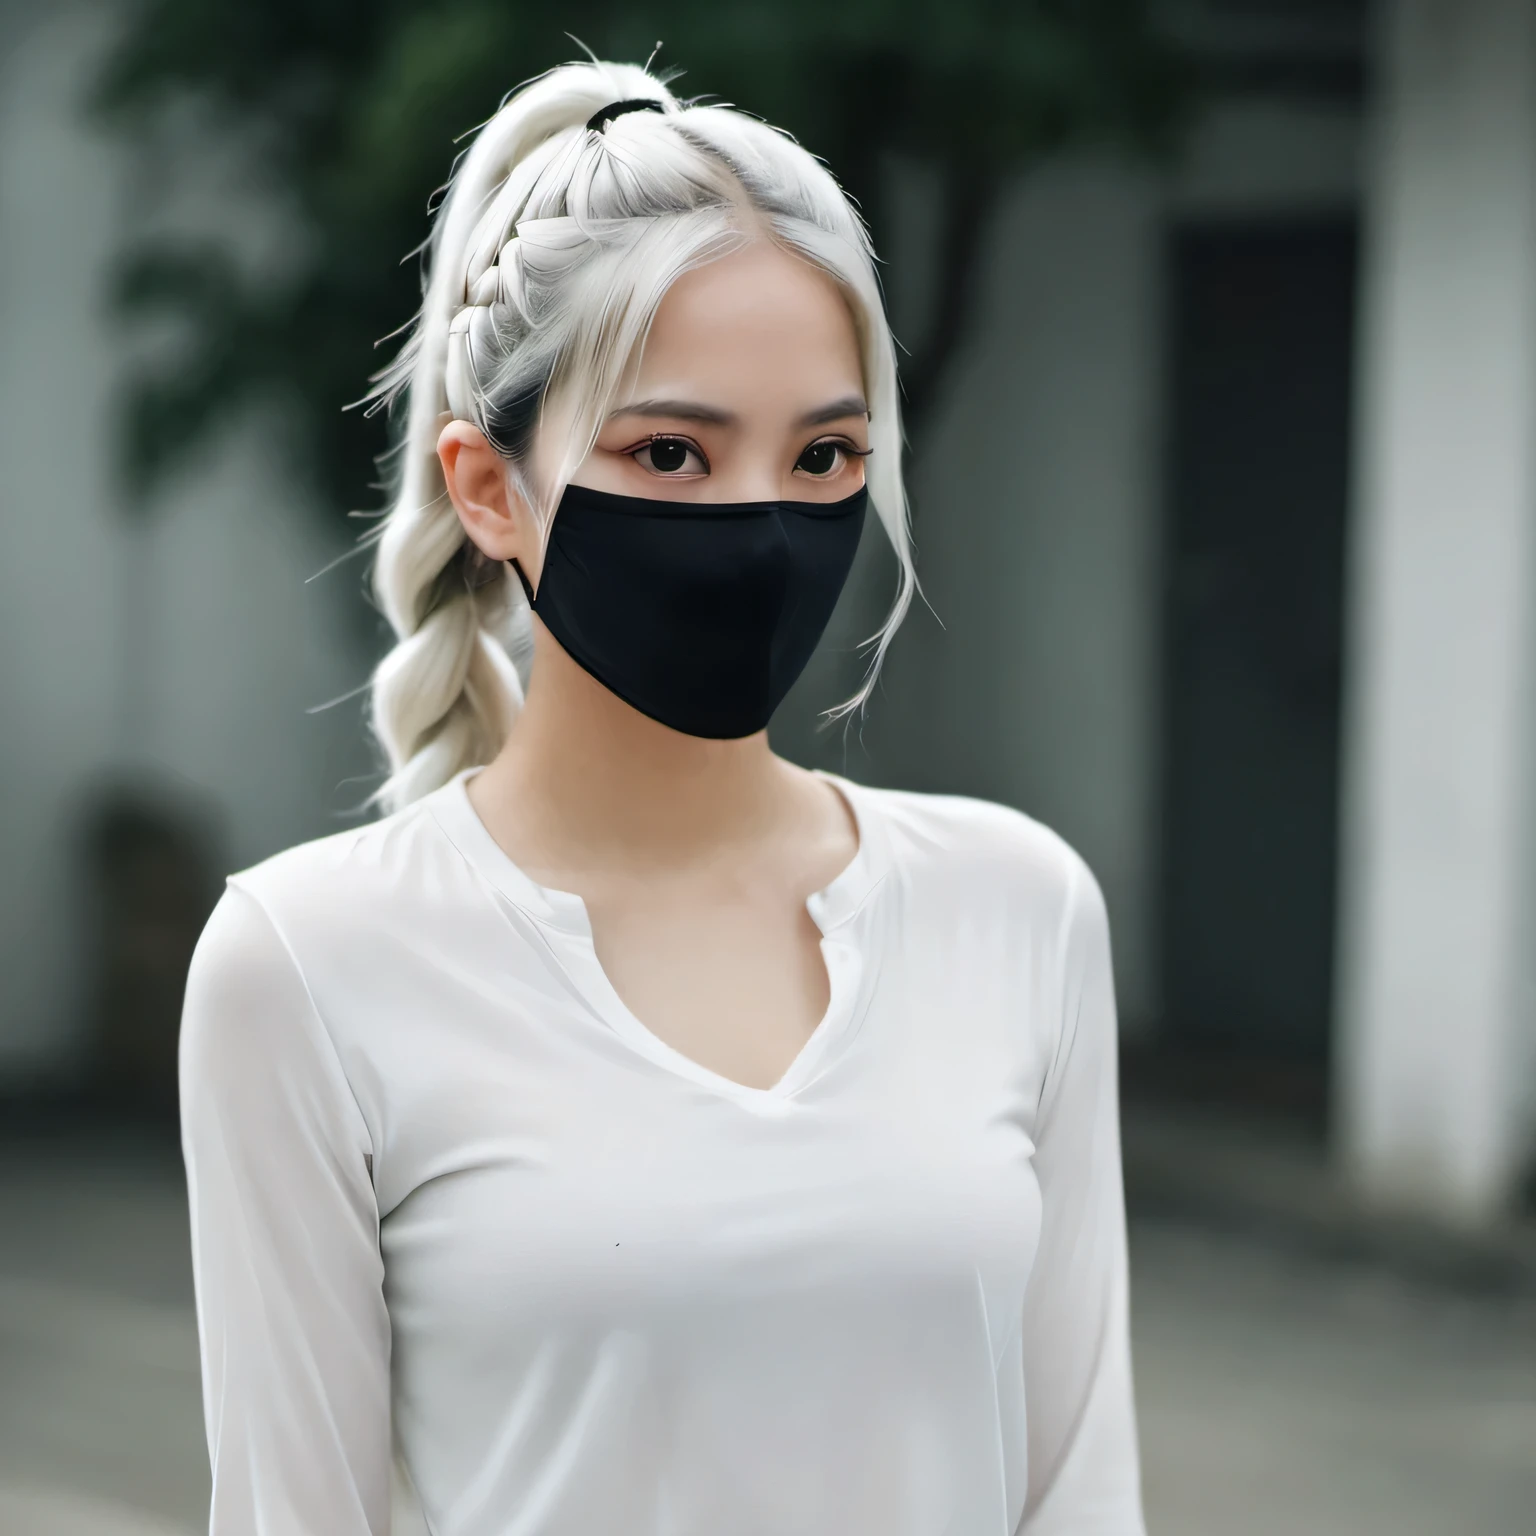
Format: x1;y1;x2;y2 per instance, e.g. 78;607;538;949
512;482;867;739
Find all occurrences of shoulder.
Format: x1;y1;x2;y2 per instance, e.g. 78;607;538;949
181;791;476;1110
181;804;428;1052
849;780;1103;928
181;879;376;1165
847;783;1114;1073
184;783;494;1054
224;787;479;956
231;795;431;909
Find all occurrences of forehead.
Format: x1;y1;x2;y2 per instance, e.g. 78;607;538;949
631;240;863;399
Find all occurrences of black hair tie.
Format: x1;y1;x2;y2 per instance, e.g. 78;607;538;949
587;98;666;133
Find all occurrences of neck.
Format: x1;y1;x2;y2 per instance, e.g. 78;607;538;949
472;622;787;871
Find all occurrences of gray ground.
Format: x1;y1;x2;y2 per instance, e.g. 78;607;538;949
1;1132;1532;1535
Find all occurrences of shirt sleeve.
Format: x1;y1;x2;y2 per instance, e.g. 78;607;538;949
1017;858;1145;1535
179;881;392;1536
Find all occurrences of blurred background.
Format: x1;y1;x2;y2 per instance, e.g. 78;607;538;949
2;0;1535;1532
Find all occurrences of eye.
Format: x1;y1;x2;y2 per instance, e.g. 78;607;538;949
631;436;708;476
794;438;864;479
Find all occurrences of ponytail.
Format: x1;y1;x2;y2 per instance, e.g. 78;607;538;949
367;62;675;811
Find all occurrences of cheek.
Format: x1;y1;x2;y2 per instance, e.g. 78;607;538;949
497;494;549;587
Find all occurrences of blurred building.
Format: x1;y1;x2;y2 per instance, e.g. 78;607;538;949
0;3;377;1099
1;0;1532;1226
837;0;1536;1226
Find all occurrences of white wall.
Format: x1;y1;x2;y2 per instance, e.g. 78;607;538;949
1338;0;1536;1220
859;98;1364;1036
0;7;374;1083
867;159;1166;1032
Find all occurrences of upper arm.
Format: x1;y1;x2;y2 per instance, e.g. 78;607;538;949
1017;857;1144;1535
180;881;392;1536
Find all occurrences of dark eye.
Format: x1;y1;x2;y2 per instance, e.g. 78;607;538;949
649;438;689;472
795;440;844;478
633;436;707;476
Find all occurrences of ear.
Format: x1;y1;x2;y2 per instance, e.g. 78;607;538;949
437;420;534;566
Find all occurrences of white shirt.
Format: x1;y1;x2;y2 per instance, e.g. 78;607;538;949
179;771;1144;1536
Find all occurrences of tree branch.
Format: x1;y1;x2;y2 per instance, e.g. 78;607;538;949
898;165;1001;440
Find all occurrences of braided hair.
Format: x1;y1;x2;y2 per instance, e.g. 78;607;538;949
366;60;912;811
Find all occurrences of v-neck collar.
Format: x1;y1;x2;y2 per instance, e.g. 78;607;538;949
426;767;890;1109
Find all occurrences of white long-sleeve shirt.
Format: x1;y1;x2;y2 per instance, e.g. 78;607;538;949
179;770;1144;1536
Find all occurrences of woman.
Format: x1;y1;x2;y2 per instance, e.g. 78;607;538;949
180;59;1145;1536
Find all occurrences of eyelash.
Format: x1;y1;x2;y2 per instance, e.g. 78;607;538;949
795;437;871;478
625;434;709;474
619;433;873;476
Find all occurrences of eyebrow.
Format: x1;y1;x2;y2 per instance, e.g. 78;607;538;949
797;395;870;428
609;398;737;427
607;395;870;429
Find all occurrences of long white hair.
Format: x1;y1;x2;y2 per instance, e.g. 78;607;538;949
367;60;914;811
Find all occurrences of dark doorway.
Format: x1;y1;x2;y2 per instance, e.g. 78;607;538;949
1154;215;1357;1121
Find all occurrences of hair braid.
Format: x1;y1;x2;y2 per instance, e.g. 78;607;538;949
370;483;523;808
366;63;669;810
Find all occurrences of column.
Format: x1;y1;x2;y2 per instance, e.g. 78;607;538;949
1337;0;1536;1220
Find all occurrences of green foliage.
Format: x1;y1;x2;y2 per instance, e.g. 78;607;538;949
96;0;1188;516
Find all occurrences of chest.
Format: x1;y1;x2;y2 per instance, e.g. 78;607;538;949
385;1080;1044;1390
378;1030;1045;1535
373;922;1052;1355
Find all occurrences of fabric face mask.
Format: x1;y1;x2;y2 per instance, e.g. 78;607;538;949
512;482;868;739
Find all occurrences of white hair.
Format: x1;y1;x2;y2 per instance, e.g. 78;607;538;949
366;60;914;811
